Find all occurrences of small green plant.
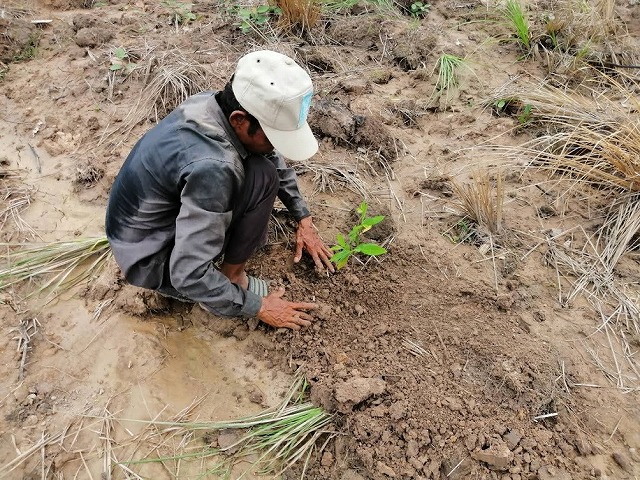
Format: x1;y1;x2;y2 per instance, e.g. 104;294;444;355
162;0;198;25
330;202;387;269
503;0;530;52
409;1;430;17
0;63;8;81
109;46;137;74
518;103;533;124
13;35;39;62
443;218;475;244
234;4;282;33
435;53;466;92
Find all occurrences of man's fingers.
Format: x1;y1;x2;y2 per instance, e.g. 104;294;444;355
293;301;318;310
291;316;312;327
311;252;325;271
296;311;314;321
319;251;335;272
294;238;304;263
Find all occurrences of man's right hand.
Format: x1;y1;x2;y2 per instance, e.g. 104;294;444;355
256;287;317;330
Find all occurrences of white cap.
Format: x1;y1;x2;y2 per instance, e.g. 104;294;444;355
232;50;319;161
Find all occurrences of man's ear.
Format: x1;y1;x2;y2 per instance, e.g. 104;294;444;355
229;110;248;128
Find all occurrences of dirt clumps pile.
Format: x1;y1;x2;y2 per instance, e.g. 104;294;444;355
248;243;609;479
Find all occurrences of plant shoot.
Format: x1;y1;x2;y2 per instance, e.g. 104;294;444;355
330;202;387;269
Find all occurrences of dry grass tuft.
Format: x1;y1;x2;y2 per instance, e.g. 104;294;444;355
0;236;112;303
545;204;640;391
293;160;371;198
0;183;35;235
487;71;640;196
451;170;504;236
276;0;321;33
100;49;211;149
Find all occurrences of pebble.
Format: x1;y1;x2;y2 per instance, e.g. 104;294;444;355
612;452;632;472
376;461;396;477
503;429;522;450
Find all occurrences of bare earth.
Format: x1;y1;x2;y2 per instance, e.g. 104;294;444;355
0;0;639;479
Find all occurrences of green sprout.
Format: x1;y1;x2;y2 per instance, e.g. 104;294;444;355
435;53;466;92
410;1;430;17
234;4;282;34
109;46;137;74
518;103;533;124
162;0;198;25
503;0;531;52
330;201;387;269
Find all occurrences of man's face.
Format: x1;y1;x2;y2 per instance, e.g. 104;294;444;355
229;111;274;155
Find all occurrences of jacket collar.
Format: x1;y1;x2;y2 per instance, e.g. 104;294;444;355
207;92;250;160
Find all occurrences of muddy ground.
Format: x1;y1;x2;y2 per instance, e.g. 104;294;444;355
0;0;639;479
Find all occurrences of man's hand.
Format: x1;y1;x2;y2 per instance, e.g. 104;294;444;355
294;216;335;272
256;287;317;330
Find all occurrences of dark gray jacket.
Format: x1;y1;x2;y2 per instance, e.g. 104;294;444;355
105;91;309;317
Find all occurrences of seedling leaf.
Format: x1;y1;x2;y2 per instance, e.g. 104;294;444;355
354;243;387;256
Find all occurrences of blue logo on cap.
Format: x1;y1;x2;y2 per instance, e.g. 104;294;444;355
298;91;312;128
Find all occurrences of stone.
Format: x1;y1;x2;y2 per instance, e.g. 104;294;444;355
321;451;334;467
612;452;632;472
440;456;472;480
406;439;419;458
376;460;397;477
334;377;386;412
465;433;477;451
537;465;571;480
340;469;366;480
75;27;113;47
216;431;242;455
503;430;522;451
471;441;514;471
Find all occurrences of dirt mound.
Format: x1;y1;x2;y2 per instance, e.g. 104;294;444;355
0;17;37;63
250;242;587;478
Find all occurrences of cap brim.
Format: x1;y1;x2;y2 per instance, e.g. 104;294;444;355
261;122;318;161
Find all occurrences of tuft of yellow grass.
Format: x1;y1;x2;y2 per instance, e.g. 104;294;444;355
276;0;321;33
451;170;504;235
487;70;640;195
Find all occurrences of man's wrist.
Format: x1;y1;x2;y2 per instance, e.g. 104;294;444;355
298;215;313;227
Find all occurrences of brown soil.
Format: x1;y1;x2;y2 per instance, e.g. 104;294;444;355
1;0;639;479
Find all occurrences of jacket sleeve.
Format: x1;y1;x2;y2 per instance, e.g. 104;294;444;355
269;152;311;221
169;158;262;317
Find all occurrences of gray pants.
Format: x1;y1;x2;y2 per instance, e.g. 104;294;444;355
157;155;278;300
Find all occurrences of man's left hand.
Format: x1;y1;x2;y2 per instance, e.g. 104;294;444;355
294;216;335;272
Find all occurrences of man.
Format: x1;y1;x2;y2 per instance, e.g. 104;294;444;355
106;50;334;330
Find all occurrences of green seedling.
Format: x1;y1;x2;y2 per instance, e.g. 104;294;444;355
503;0;530;52
409;1;430;17
109;46;137;74
518;103;533;124
234;4;282;33
162;0;198;25
435;53;465;92
330;202;387;269
443;218;475;244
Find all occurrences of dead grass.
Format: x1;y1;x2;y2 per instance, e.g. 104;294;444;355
544;198;640;391
488;71;640;390
487;70;640;196
276;0;321;34
540;0;639;70
100;48;211;150
0;183;35;236
293;160;371;198
451;170;504;236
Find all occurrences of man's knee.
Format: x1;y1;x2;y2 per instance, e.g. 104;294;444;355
244;155;278;195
